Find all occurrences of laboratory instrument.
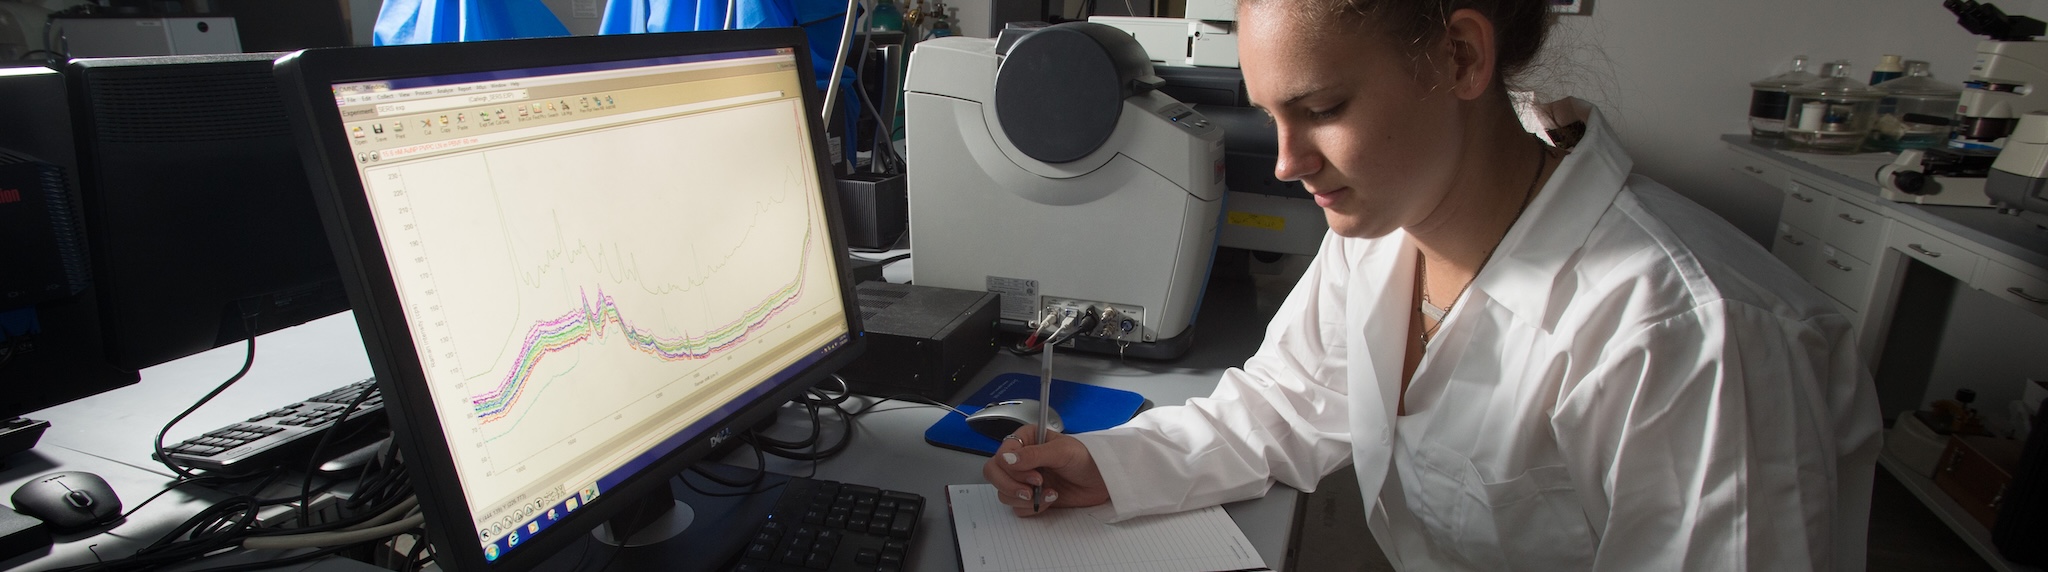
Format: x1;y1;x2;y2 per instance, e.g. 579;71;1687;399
905;22;1223;359
1947;0;2048;150
1873;0;2044;206
1986;111;2048;226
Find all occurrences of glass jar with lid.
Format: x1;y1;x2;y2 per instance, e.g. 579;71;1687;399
1785;61;1885;153
1749;55;1822;142
1869;61;1961;151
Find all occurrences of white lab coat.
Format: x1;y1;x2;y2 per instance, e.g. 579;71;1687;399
1071;100;1882;571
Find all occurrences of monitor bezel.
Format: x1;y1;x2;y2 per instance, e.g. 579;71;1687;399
274;29;865;571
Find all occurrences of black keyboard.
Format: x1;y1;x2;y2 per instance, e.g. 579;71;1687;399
157;378;386;474
735;477;924;572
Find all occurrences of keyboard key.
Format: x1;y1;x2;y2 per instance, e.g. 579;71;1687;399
890;512;917;538
855;548;879;565
744;542;772;560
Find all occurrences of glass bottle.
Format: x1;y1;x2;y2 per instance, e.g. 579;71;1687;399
1749;55;1822;143
870;0;904;32
1870;61;1961;151
1870;54;1905;85
1784;61;1885;153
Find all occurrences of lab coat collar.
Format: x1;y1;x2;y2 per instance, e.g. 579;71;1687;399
1471;99;1633;332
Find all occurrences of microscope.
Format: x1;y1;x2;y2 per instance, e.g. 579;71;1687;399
1878;0;2048;206
1986;111;2048;227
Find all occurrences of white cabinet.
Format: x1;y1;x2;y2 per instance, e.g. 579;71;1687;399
1887;221;1982;283
1756;173;1885;332
1977;259;2048;321
1725;136;2048;572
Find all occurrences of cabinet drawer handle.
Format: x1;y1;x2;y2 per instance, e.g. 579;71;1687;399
1827;260;1854;272
1837;213;1866;225
2011;287;2048;304
1907;244;1942;258
1791;192;1815;203
1782;234;1806;246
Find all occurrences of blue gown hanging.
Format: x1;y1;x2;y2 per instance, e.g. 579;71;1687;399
601;0;862;163
372;0;571;45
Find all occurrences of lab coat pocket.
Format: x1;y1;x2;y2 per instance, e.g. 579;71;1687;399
1410;445;1597;570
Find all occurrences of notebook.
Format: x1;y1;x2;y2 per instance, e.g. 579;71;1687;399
924;372;1149;455
945;483;1269;572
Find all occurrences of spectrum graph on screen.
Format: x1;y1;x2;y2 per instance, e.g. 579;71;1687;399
357;97;845;514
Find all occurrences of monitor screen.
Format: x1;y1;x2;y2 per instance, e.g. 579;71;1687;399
276;29;861;570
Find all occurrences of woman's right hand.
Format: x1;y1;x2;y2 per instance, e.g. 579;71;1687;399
982;425;1111;516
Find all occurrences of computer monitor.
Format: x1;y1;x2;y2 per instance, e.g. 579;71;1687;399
210;0;352;52
275;29;864;570
0;64;138;448
66;53;352;370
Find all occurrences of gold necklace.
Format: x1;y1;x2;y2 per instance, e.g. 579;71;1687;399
1419;137;1550;343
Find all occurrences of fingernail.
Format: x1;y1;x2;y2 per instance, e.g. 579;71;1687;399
1026;474;1041;486
1046;491;1059;503
1002;453;1018;465
1016;490;1030;500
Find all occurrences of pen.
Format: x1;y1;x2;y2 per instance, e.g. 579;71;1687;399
1035;336;1052;512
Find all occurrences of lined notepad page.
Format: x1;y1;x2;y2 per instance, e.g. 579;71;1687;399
947;484;1268;572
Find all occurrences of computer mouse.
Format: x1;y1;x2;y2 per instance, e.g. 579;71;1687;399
11;471;122;533
965;399;1064;441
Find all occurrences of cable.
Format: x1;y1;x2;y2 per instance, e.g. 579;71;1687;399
847;392;968;418
403;530;432;571
115;475;219;520
242;512;423;550
686;438;769;489
168;544;356;572
155;310;261;481
298;381;379;527
845;23;911;176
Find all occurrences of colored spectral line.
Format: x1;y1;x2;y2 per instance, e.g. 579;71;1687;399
469;225;814;423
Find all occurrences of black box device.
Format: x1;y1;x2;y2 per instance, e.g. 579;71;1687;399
840;282;999;400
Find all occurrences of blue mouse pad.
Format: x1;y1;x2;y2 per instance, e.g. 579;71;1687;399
924;373;1148;456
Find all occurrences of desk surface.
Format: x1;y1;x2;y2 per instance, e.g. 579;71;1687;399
2;261;1301;572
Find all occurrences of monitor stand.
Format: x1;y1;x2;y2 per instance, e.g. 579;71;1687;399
594;498;694;547
556;464;796;571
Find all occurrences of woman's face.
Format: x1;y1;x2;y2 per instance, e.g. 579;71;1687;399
1240;4;1467;239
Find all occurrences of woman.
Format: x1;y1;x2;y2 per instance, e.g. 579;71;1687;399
983;0;1882;569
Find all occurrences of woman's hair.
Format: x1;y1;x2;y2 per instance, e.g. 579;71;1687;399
1247;0;1555;91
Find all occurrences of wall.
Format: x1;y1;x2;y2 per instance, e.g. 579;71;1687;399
1542;0;2048;420
1538;0;1988;244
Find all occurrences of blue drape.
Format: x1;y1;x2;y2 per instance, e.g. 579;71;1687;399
598;0;728;33
601;0;862;163
372;0;571;45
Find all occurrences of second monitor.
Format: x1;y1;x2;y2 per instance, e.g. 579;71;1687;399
67;53;351;372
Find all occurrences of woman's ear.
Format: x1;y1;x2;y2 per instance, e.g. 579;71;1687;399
1441;8;1498;101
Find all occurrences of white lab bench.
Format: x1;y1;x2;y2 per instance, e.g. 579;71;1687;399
1723;134;2048;572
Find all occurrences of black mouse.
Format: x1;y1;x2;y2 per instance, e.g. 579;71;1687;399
964;399;1065;440
11;471;122;533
